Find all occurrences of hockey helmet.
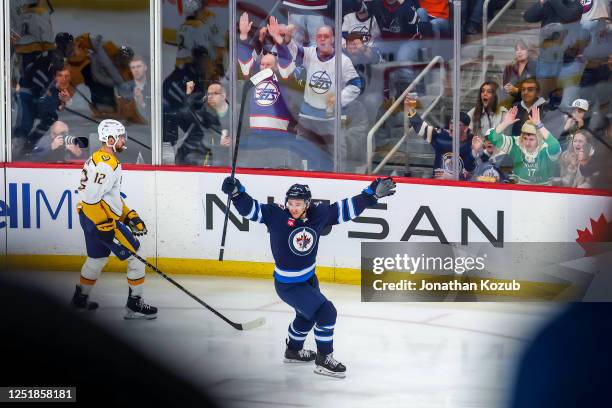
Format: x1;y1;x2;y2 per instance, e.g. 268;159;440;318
183;0;202;16
98;119;127;151
286;184;312;205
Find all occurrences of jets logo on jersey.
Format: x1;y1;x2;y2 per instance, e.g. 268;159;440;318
309;71;332;94
254;80;280;106
288;227;317;256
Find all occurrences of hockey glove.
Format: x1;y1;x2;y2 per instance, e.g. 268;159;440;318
96;219;116;242
222;177;245;198
363;177;396;199
124;210;148;236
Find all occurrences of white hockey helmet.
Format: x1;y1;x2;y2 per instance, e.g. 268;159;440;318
183;0;202;16
98;119;127;151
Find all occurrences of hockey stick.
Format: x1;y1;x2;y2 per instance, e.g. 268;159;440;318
112;238;266;331
218;68;273;261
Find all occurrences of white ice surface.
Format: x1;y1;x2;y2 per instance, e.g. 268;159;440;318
21;271;561;408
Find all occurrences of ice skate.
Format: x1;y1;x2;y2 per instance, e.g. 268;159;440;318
70;285;99;311
314;352;346;378
284;340;316;363
124;288;157;320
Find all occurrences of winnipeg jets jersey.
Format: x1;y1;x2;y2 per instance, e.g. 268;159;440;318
278;44;362;119
342;12;381;47
231;188;377;283
237;41;294;133
77;150;125;223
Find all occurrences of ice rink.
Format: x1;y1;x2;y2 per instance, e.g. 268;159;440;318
20;270;562;408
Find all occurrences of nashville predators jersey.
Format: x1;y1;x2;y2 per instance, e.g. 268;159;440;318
77;149;128;224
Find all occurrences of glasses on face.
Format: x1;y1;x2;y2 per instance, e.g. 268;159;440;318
207;92;224;96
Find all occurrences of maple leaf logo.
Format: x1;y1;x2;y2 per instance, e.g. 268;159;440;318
576;214;612;257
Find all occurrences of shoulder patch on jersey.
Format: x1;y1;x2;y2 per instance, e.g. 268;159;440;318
92;151;119;170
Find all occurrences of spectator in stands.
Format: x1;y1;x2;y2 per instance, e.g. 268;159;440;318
13;33;74;155
405;94;476;180
555;129;598;188
30;120;87;163
126;55;150;122
365;0;428;61
511;78;550;136
162;46;211;163
281;0;330;47
345;31;383;89
523;0;583;99
13;66;74;159
342;2;382;48
502;40;537;107
468;81;508;138
559;98;590;147
488;106;561;185
470;135;507;183
176;81;231;166
277;21;363;171
418;0;450;38
236;13;304;169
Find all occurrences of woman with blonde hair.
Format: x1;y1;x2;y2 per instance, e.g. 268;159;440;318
556;130;598;188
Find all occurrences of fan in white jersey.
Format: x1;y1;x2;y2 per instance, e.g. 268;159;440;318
71;119;157;319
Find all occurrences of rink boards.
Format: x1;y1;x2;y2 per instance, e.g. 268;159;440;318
2;164;611;284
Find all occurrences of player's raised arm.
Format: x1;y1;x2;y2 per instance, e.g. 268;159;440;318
325;177;396;226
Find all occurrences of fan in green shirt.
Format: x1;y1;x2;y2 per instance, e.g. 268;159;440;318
486;106;561;185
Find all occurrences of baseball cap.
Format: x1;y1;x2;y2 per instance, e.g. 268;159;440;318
571;99;589;111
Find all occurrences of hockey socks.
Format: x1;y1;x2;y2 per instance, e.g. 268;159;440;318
313;301;336;355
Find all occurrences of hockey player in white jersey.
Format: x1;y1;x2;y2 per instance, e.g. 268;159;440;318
71;119;157;319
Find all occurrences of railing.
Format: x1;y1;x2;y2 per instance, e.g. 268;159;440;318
366;56;445;174
482;0;516;79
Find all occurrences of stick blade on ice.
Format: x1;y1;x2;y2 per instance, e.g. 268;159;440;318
239;317;266;331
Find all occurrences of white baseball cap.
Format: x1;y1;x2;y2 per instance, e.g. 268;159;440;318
571;99;589;111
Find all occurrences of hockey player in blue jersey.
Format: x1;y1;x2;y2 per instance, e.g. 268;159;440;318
222;176;396;378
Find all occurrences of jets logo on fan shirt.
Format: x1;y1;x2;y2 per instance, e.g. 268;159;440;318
254;81;280;106
309;71;332;94
288;227;317;256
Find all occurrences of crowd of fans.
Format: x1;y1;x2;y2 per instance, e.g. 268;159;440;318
7;0;611;190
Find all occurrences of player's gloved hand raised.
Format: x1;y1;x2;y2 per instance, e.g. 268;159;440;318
124;209;148;236
222;177;245;197
363;177;396;199
96;218;116;242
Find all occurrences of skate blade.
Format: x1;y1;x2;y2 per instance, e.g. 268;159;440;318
124;309;157;320
314;366;346;378
283;358;315;363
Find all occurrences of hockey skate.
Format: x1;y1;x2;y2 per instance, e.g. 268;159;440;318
70;285;99;311
314;352;346;378
284;340;316;363
124;288;157;320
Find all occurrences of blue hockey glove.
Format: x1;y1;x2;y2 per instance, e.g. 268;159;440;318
222;177;245;197
363;177;396;199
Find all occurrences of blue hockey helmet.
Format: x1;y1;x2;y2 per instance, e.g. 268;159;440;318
286;184;312;205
